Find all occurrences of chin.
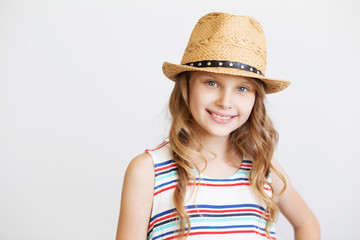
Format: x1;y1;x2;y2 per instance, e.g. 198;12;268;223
207;129;236;138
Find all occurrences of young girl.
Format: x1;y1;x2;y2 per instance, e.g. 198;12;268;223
116;12;320;240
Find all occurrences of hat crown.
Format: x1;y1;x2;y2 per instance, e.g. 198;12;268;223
181;12;267;75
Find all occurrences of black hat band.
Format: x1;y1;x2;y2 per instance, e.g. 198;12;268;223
183;60;264;76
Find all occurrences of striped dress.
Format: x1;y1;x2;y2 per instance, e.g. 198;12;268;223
146;141;276;240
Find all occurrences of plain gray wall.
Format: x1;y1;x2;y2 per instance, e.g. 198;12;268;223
1;0;359;239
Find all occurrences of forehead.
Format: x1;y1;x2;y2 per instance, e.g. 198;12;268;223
189;71;256;84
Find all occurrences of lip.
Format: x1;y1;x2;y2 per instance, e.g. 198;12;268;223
206;109;237;124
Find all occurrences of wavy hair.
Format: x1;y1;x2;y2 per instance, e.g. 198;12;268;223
168;71;286;239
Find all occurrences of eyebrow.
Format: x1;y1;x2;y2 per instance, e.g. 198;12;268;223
200;72;255;85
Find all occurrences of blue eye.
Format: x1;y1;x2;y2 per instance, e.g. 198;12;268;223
237;86;248;92
207;81;218;87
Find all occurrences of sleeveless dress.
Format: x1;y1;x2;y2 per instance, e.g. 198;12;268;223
146;141;276;240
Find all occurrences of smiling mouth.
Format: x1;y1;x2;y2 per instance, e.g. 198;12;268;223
206;110;237;120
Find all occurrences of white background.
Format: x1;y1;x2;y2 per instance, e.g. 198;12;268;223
1;0;359;239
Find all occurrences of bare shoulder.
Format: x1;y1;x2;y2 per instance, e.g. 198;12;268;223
270;158;291;196
125;152;154;181
116;152;154;240
271;158;320;238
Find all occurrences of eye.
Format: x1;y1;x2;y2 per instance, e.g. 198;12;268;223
237;86;248;92
206;81;218;87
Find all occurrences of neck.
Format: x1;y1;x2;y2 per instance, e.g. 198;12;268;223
194;133;240;164
200;135;230;154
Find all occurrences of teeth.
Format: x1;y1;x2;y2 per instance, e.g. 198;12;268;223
212;113;231;120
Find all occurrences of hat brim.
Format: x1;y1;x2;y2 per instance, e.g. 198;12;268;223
163;62;290;94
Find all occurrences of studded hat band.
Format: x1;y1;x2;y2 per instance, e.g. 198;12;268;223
183;60;264;76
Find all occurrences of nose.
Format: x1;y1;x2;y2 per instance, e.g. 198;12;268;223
215;89;232;109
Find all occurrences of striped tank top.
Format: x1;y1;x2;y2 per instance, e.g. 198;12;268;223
146;141;276;240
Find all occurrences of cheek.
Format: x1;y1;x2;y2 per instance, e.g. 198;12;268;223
189;97;204;119
238;96;256;116
189;88;208;112
247;98;256;112
188;91;200;117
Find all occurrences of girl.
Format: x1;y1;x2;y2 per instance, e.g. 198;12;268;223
116;12;320;240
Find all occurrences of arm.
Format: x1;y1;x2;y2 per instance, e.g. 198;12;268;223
271;159;320;240
116;152;155;240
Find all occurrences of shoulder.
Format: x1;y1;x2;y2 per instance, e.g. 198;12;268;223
271;157;307;214
270;158;297;215
270;158;320;235
270;158;290;196
125;141;172;180
145;141;173;165
124;152;154;183
116;152;155;239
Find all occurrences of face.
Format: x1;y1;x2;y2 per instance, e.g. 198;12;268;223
188;71;256;139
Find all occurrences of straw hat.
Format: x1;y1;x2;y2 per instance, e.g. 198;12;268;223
162;12;290;94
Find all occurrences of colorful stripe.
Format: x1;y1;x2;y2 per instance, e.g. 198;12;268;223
148;204;274;240
153;159;272;196
147;142;275;240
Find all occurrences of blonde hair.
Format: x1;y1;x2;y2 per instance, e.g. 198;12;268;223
168;71;286;238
